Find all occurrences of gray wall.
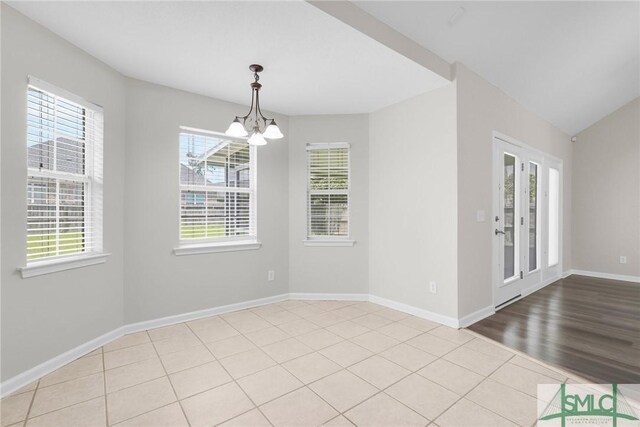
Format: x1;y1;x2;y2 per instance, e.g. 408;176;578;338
288;115;369;295
573;98;640;277
369;84;459;319
123;79;290;323
455;63;573;318
1;5;126;380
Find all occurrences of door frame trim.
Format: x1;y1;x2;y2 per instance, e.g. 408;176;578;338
492;131;564;308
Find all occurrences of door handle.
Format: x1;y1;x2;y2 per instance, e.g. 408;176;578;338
495;229;505;235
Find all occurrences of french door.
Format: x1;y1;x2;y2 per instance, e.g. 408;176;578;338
493;135;562;308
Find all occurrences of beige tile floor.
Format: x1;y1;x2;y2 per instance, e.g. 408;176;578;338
1;299;581;427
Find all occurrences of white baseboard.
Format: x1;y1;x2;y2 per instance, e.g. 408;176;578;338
291;293;461;328
288;293;368;301
368;294;459;328
458;305;495;328
124;293;289;334
1;293;288;399
0;326;124;398
568;269;640;283
0;290;502;397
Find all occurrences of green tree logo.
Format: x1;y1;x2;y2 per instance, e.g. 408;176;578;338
539;384;638;427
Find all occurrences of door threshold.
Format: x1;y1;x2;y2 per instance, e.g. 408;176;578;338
495;294;522;310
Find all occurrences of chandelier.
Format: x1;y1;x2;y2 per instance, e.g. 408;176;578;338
225;64;283;145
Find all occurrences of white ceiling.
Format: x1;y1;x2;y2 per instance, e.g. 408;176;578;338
355;1;640;135
8;1;448;116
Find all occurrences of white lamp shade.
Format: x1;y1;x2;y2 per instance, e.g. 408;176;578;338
225;119;248;137
248;131;267;146
263;121;284;139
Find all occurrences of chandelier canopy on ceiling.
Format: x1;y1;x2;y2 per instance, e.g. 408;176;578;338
225;64;283;146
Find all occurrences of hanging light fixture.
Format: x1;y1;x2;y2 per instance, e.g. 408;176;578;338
225;64;283;145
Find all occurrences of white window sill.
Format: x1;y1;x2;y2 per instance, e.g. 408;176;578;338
303;240;356;247
18;253;111;279
173;241;262;256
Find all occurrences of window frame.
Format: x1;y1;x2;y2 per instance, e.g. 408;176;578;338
19;77;107;277
304;142;354;247
175;126;259;254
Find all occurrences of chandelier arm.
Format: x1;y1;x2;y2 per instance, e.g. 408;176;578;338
255;91;271;125
240;87;257;122
254;90;269;130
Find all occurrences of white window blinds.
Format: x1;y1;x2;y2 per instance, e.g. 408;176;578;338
26;79;104;262
179;129;257;243
307;143;350;239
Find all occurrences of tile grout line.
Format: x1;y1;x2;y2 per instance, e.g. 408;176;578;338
466;342;570;383
20;378;40;427
427;333;563;425
145;329;192;427
287;306;522;424
464;328;575;380
21;352;105;422
108;401;184;427
262;302;395;425
101;347;109;427
337;318;461;424
259;303;438;424
186;316;276;427
15;362;107;423
98;341;193;425
403;332;528;424
423;350;516;424
257;302;434;418
23;392;104;423
216;301;386;425
20;353;104;392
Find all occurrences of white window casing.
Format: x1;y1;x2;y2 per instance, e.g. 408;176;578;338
305;142;354;246
19;77;106;278
175;127;259;254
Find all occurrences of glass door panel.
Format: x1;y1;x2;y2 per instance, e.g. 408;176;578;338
529;162;540;272
503;153;517;281
494;135;563;309
548;167;560;266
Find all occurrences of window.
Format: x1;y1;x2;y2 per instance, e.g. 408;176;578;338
306;143;351;241
528;161;541;272
26;79;103;262
548;167;560;266
178;129;256;244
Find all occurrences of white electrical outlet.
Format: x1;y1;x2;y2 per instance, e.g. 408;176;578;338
429;281;437;294
268;270;275;281
620;256;627;264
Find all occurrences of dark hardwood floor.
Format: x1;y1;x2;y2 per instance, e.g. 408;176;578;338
468;275;640;384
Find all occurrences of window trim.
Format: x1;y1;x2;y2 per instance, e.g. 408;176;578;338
303;239;355;247
176;126;258;253
22;77;105;270
18;253;111;279
173;241;261;256
28;76;104;112
306;142;353;245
